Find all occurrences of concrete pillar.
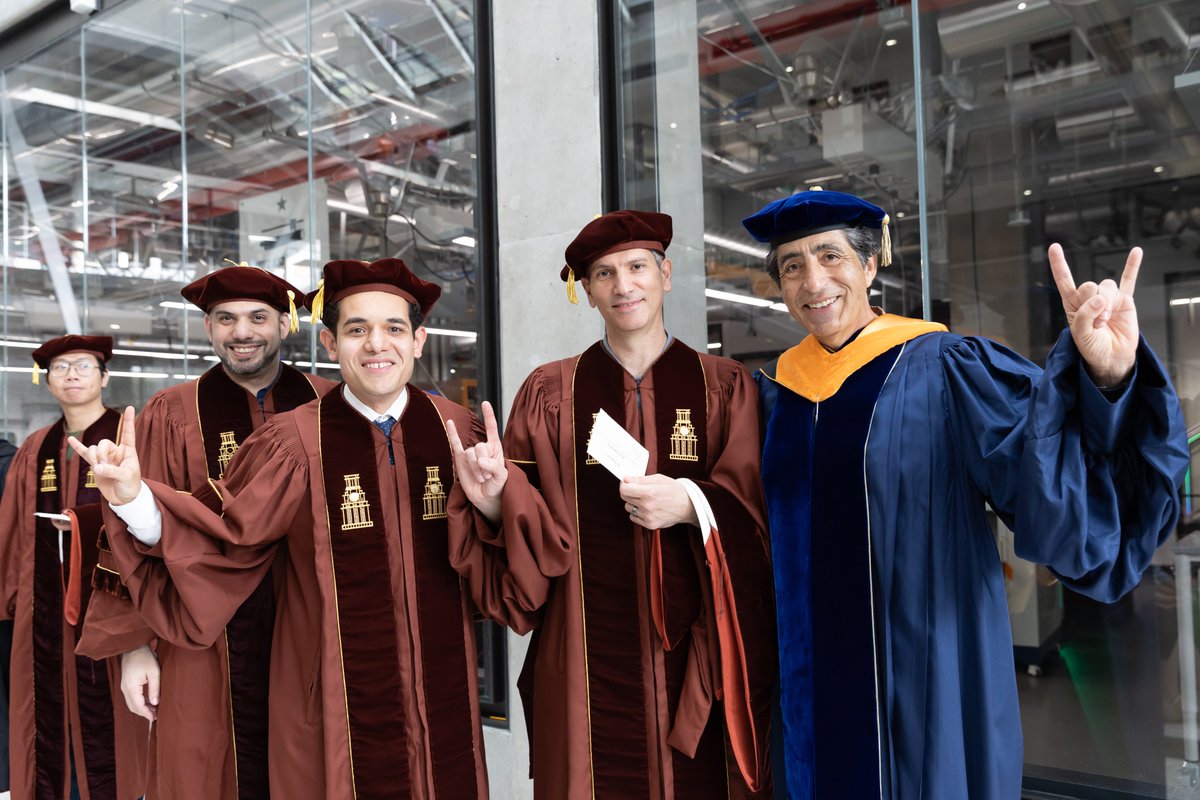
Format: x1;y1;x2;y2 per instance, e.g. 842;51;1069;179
485;2;605;797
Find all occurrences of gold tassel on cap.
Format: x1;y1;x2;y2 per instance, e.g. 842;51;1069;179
880;214;892;267
566;268;579;305
310;279;326;323
32;359;38;385
223;258;251;268
287;290;300;333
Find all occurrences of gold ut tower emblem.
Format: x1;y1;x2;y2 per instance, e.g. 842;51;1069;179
85;467;97;488
339;474;373;531
217;431;239;478
422;467;448;520
669;409;698;462
39;459;57;493
585;412;600;465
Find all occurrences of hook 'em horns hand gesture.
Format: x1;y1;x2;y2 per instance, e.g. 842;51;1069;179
67;405;143;506
446;400;507;526
1048;243;1140;388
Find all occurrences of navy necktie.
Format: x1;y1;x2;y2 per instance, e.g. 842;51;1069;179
375;416;396;464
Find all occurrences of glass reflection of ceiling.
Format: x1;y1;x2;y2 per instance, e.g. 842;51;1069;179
2;0;479;349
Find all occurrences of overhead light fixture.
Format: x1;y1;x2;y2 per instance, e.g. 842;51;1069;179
703;232;768;259
885;38;898;47
424;327;477;340
1023;188;1032;196
451;235;477;248
705;288;788;312
1153;165;1165;174
1017;2;1027;9
9;87;180;132
707;342;722;349
203;125;235;149
156;182;179;202
1169;297;1200;306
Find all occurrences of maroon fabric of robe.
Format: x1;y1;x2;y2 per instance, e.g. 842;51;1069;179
0;411;148;800
102;387;571;800
77;364;335;800
458;340;775;800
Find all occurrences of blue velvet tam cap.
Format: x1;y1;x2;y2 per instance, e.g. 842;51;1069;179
742;189;892;266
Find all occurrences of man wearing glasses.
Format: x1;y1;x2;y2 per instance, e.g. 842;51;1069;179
0;335;147;800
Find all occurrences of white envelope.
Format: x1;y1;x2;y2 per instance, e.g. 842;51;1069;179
586;409;648;480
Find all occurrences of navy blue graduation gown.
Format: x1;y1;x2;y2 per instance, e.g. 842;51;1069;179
757;322;1189;800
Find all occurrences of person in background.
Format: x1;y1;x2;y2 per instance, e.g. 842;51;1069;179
0;335;147;800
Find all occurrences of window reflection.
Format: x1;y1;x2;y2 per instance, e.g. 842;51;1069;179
1;0;500;722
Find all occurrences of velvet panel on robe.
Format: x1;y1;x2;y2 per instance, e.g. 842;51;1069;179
0;413;148;800
102;387;567;800
77;365;335;800
757;325;1189;800
490;340;774;800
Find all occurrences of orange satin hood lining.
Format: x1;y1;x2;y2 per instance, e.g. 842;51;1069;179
766;314;946;402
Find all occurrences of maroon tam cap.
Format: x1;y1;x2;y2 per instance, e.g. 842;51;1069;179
32;335;114;368
306;258;441;322
561;210;673;281
180;265;302;315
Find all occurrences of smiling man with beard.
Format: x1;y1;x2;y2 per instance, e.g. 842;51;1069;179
76;266;336;800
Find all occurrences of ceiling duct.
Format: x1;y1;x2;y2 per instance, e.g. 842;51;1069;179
1176;69;1200;134
938;0;1073;59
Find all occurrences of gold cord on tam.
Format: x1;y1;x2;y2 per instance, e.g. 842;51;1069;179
31;359;38;385
223;257;251;268
880;215;892;267
287;290;300;332
310;279;326;323
566;268;579;305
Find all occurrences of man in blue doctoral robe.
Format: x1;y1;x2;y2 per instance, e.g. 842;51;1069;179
742;189;1190;799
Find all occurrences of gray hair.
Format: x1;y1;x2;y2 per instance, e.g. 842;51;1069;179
764;227;880;285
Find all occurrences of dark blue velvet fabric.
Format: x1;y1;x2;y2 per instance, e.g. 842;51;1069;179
757;329;1189;800
762;345;901;800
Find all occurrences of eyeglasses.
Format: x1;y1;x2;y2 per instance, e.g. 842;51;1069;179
47;360;100;376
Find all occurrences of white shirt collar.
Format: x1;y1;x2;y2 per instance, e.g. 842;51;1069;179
342;384;409;423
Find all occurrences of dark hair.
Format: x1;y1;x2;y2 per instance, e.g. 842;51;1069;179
321;298;425;338
765;227;880;286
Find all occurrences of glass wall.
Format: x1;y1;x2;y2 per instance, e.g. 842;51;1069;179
1;0;501;718
1;0;483;441
615;0;1200;796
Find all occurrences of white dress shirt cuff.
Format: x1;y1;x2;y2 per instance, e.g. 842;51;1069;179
677;478;715;545
109;481;163;546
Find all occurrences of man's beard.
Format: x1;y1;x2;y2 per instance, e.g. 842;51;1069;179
219;340;279;377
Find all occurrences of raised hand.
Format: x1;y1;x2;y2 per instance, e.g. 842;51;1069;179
446;401;508;525
1048;243;1140;387
67;405;142;505
619;474;699;530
